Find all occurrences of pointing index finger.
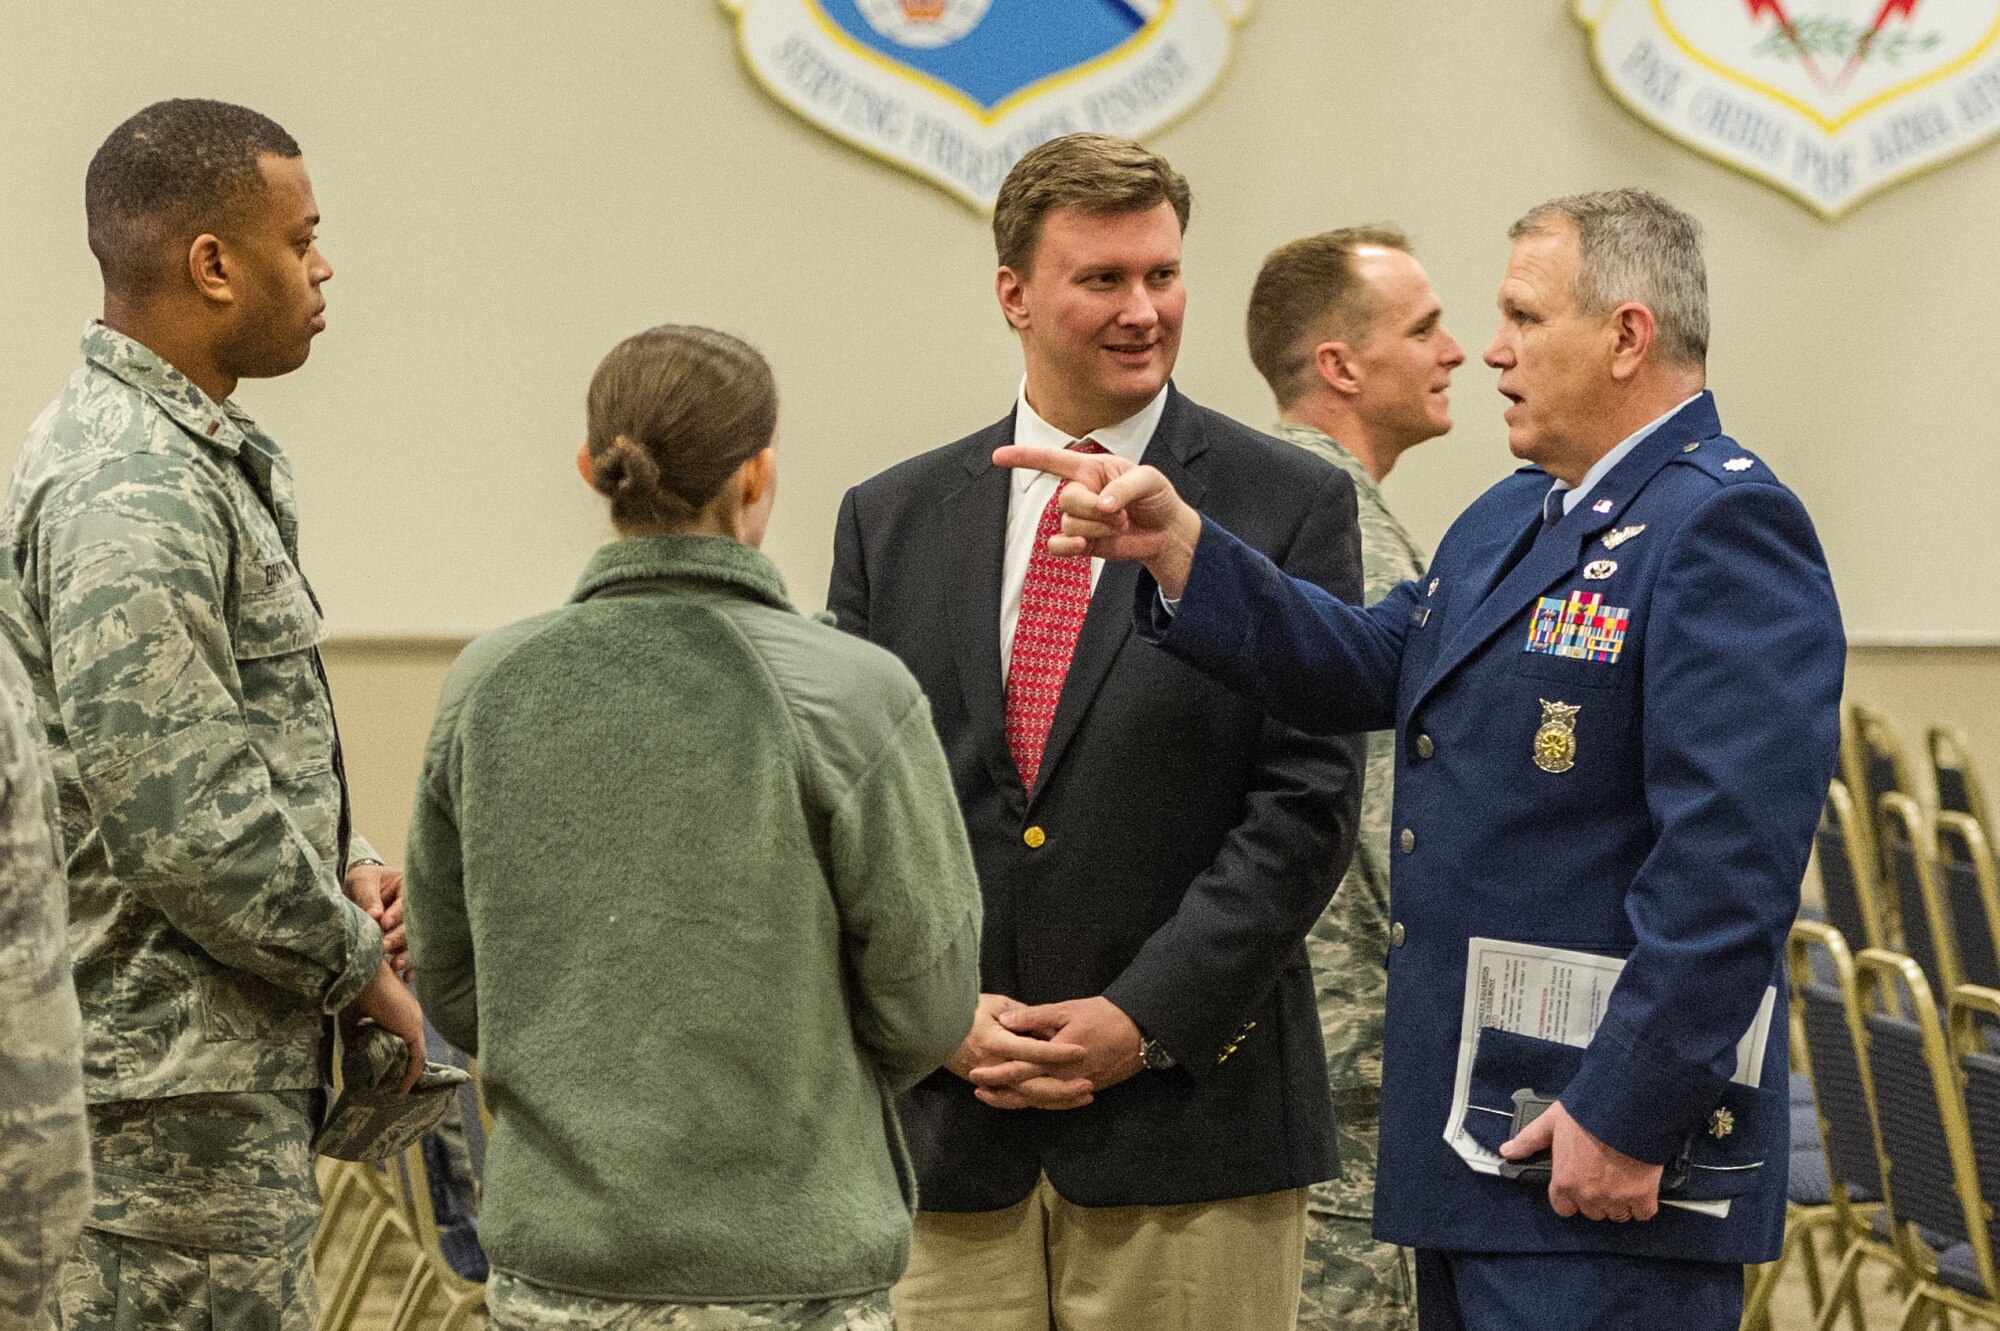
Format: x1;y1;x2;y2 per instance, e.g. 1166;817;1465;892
992;443;1095;482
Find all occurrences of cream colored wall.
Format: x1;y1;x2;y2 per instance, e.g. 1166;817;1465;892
3;2;1999;640
324;641;464;866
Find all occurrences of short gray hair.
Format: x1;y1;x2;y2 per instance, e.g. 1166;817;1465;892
1509;188;1708;367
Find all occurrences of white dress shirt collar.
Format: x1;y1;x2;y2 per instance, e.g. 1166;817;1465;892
1010;379;1168;492
997;381;1170;680
1548;390;1703;517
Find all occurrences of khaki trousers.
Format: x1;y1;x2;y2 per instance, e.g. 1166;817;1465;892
890;1176;1308;1331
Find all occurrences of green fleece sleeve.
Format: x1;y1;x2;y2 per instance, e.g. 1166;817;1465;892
826;696;982;1092
406;718;478;1056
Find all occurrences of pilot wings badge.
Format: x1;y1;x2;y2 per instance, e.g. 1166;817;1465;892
1601;524;1646;551
722;0;1252;210
1575;0;2000;217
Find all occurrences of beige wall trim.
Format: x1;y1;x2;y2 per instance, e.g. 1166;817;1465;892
325;636;472;656
1850;636;2000;650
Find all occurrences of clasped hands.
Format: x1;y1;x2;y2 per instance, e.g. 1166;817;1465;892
345;861;412;981
342;861;425;1092
950;993;1147;1110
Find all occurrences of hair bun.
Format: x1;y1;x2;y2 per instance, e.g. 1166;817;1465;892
583;325;778;534
594;434;660;499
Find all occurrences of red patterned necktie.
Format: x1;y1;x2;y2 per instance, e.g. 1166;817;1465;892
1004;439;1107;791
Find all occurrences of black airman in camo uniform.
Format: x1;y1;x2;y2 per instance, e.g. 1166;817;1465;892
2;100;424;1331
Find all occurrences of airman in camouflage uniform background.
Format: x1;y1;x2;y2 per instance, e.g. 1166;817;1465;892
0;617;89;1331
1;100;425;1331
1247;227;1467;1331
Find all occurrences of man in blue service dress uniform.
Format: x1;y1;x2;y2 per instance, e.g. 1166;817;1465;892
997;188;1845;1330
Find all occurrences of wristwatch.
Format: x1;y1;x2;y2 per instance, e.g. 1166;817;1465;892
1138;1029;1177;1071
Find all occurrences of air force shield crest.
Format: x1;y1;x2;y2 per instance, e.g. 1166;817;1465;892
1577;0;2000;216
723;0;1252;210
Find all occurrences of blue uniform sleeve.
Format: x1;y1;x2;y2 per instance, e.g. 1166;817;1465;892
1135;515;1409;735
1560;482;1843;1163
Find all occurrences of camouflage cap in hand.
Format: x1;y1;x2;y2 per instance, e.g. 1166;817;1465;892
312;1019;471;1162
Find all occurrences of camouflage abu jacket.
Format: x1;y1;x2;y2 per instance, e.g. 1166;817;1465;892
1270;425;1426;1091
0;622;89;1326
1273;423;1428;1220
1;323;382;1104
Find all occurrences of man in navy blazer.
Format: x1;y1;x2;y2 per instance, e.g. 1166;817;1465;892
829;134;1364;1331
999;188;1844;1330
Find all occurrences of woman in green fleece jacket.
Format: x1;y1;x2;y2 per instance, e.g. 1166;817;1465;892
403;325;983;1331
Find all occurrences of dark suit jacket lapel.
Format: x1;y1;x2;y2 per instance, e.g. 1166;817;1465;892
947;415;1025;807
1415;392;1722;709
1028;387;1209;808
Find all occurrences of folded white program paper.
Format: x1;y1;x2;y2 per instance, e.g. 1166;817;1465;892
1444;936;1776;1218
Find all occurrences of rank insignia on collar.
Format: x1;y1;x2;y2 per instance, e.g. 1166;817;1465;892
1601;524;1646;551
1583;560;1617;580
1725;457;1755;472
1534;699;1580;774
1428;578;1440;597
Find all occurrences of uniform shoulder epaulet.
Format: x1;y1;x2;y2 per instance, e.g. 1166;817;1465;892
1671;435;1771;484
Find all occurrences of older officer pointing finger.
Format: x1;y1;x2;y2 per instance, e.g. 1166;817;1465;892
1001;188;1842;1331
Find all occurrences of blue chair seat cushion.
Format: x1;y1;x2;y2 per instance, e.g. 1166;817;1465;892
438;1219;489;1283
1790;1143;1833;1206
1937;1242;1990;1297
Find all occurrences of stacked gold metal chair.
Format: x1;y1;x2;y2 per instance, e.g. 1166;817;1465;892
1879;794;1963;1002
1931;726;1994;836
1936;984;2000;1322
313;1050;490;1331
1822;780;1896;958
377;1139;488;1331
1759;922;1898;1331
314;1156;413;1331
1877;790;2000;1042
1938;812;2000;995
1846;950;2000;1328
1845;703;1918;883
